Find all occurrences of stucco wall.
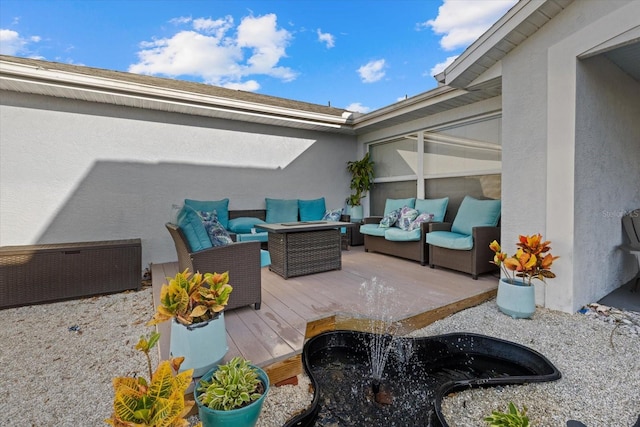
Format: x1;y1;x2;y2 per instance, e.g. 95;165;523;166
574;55;640;304
0;91;357;269
500;0;638;311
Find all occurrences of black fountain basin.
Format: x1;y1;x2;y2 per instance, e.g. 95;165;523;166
284;330;561;427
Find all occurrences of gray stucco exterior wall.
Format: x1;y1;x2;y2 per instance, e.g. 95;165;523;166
0;91;357;269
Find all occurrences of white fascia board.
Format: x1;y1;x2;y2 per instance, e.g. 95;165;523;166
0;61;350;127
442;0;545;86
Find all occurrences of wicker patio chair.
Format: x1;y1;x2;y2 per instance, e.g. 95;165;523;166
165;223;262;310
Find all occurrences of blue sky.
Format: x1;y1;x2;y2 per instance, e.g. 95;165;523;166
0;0;517;112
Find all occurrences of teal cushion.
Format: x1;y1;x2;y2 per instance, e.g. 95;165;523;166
384;198;416;215
451;196;501;236
384;228;421;242
265;198;299;223
298;198;326;221
228;217;266;234
260;249;271;268
415;197;449;222
236;232;269;243
426;230;474;250
184;198;230;229
177;206;213;252
360;223;386;237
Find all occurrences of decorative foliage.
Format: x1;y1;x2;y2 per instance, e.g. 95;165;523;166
197;357;264;411
148;269;233;326
346;152;375;207
105;332;201;427
484;401;530;427
489;234;559;286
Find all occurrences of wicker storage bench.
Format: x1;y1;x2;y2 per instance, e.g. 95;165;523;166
0;239;141;309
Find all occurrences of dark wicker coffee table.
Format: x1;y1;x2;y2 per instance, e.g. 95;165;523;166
256;221;352;279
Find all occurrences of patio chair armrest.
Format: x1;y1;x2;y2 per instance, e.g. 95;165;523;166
428;222;452;232
340;214;351;222
189;241;261;272
364;216;383;225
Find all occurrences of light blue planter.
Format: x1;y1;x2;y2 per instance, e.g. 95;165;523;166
195;364;270;427
347;205;363;222
496;278;536;319
170;313;228;378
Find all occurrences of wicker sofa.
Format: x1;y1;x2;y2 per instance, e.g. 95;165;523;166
360;197;449;265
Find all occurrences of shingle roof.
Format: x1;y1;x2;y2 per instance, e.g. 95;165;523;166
0;54;348;118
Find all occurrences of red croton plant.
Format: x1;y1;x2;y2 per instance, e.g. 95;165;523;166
489;233;559;286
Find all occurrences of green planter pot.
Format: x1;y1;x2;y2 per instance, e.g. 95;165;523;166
496;278;536;319
195;364;270;427
170;313;228;378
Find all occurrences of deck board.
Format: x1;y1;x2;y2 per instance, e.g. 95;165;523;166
152;246;498;384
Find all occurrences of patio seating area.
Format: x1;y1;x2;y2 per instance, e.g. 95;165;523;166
151;245;498;385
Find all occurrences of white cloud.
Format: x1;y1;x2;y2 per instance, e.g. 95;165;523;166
346;102;370;113
0;28;33;55
357;59;386;83
429;55;458;77
422;0;517;51
317;29;335;48
129;13;297;89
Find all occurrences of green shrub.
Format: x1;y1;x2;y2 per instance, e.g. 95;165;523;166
197;357;264;411
484;401;530;427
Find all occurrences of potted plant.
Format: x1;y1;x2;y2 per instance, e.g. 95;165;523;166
346;152;375;221
489;234;559;318
105;332;202;427
194;356;270;427
148;269;233;377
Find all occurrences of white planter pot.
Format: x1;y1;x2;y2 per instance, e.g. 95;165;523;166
170;313;228;378
496;278;536;319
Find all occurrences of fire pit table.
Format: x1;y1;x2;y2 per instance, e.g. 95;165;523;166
256;221;352;279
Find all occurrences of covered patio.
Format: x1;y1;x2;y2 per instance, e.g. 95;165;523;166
151;246;497;385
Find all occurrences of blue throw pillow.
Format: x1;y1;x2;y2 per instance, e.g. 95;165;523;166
177;206;213;252
415;197;449;223
322;208;343;222
379;208;402;228
227;217;266;234
199;211;233;247
299;198;326;221
265;198;299;223
451;196;501;236
384;198;416;216
184;198;230;229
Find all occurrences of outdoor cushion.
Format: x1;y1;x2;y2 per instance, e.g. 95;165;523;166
177;206;213;252
184;198;230;229
451;196;501;236
384;227;421;242
260;249;271;268
409;212;434;231
298;198;326;221
415;197;449;222
322;208;343;222
379;208;402;228
199;211;233;247
359;223;386;237
383;198;416;216
426;230;474;250
236;232;269;243
227;217;266;234
265;198;299;223
397;207;419;231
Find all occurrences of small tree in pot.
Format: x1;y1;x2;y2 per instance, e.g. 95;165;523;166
346;152;375;220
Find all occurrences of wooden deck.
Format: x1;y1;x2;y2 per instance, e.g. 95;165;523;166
151;246;498;385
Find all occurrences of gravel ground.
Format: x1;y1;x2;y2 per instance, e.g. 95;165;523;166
1;286;638;426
